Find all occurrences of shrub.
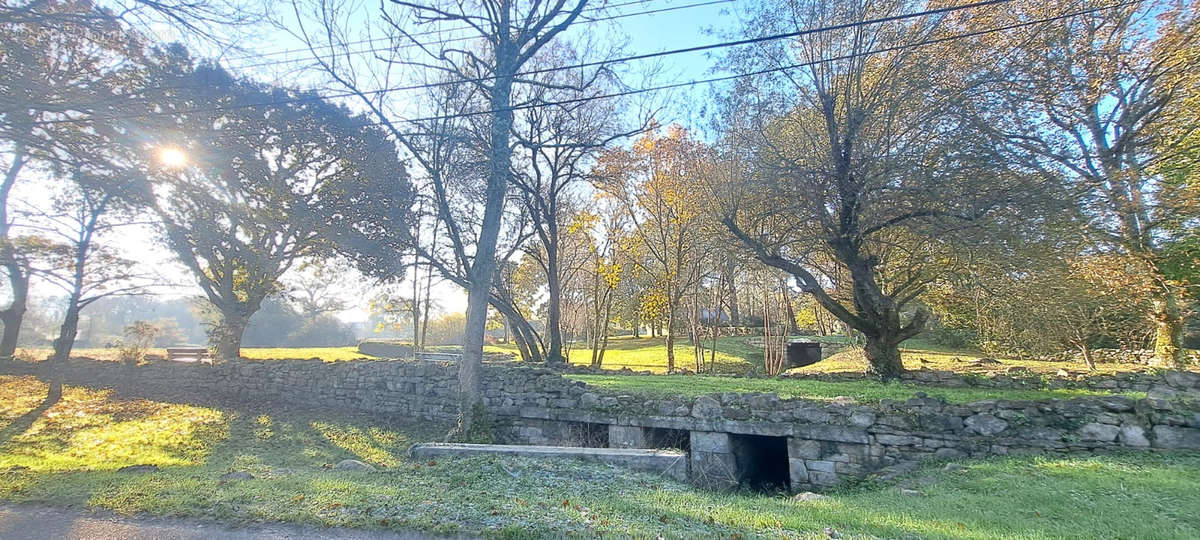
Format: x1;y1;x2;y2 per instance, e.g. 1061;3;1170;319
117;321;160;365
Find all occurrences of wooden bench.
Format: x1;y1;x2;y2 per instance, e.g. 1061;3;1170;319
166;347;211;363
414;351;462;362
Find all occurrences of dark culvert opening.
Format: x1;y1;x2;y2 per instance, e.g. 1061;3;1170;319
577;422;609;448
730;434;790;492
646;427;690;451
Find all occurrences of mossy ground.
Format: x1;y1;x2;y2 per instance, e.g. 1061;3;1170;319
1;375;1197;539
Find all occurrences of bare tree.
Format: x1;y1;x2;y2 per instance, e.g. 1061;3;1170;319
719;0;1023;380
29;180;152;367
292;0;593;434
507;41;641;365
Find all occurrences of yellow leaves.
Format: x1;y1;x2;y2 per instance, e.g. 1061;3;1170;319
566;211;599;236
596;261;622;290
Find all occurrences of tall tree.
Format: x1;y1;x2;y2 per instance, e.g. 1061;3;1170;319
35;177;150;366
509;44;631;365
970;0;1199;367
597;126;713;373
0;0;140;359
142;57;404;362
719;0;1024;379
294;0;593;434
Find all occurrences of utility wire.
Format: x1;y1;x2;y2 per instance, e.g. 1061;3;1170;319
153;0;1141;136
11;0;737;111
232;0;738;71
400;0;1139;124
222;0;675;64
10;0;1015;128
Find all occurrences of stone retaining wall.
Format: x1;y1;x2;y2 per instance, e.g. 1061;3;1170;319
787;366;1197;397
4;357;1199;492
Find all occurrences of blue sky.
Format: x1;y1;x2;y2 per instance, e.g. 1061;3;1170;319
91;0;747;320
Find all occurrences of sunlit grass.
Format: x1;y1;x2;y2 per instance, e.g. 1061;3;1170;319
789;345;1188;376
241;347;375;362
567;373;1142;403
487;335;757;374
0;379;226;474
17;346;377;363
0;375;1195;538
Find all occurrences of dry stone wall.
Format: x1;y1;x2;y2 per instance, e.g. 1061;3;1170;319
5;357;1199;492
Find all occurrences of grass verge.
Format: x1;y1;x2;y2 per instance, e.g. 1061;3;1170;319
566;373;1143;403
2;376;1196;538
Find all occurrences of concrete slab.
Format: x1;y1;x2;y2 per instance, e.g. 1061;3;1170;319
410;443;688;481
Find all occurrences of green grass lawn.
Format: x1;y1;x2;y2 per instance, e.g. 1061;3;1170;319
486;335;760;374
568;374;1143;403
18;346;378;363
0;376;1196;538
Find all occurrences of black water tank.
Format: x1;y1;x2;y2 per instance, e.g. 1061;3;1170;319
786;341;822;368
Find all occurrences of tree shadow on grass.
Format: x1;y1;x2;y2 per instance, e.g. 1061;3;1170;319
0;378;62;447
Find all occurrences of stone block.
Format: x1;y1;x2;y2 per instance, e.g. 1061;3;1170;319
1118;425;1150;447
934;447;968;459
808;471;840;486
788;438;822;460
875;434;922;446
795;425;869;444
1153;425;1200;450
690;431;732;454
1078;422;1120;442
609;425;647;448
788;458;809;485
805;460;836;473
849;411;876;427
691;451;738;490
835;462;864;476
691;396;723;419
964;413;1009;436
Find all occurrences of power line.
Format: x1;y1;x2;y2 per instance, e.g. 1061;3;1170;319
400;0;1140;124
222;0;672;64
15;0;738;110
10;0;1015;128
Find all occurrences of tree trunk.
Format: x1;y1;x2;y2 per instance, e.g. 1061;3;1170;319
781;279;796;336
665;304;676;373
507;315;534;362
420;264;434;351
411;251;422;348
213;310;248;363
863;333;904;380
451;41;518;439
598;291;612;367
51;303;81;364
1151;287;1185;368
724;259;740;325
0;267;27;359
545;240;565;365
1080;343;1096;371
0;143;28;361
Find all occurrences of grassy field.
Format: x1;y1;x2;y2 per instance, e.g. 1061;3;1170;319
26;337;1192;377
486;335;760;374
16;346;376;363
0;376;1196;539
568;374;1142;403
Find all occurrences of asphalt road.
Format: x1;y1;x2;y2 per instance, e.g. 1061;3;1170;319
0;504;458;540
